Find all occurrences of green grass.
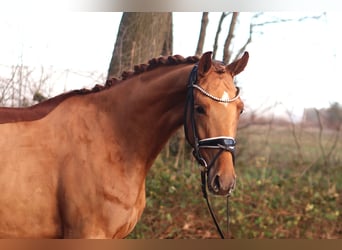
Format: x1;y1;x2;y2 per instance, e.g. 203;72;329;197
127;125;342;239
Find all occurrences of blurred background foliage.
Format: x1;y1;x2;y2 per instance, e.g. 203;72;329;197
128;119;341;239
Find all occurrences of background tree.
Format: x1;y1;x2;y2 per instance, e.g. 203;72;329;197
325;102;342;130
0;64;54;107
107;12;172;78
195;12;209;56
106;12;180;160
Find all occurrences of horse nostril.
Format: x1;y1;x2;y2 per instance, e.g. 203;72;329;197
211;174;236;195
213;175;220;193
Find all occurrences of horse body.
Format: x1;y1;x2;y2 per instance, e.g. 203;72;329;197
0;63;193;238
0;52;248;238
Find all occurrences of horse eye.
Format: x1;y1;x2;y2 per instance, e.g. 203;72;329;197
195;106;206;115
240;109;244;114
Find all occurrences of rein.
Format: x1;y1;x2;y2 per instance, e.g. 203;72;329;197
184;65;238;239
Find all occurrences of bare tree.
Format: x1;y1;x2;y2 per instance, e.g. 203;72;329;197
195;12;209;56
286;109;304;163
213;12;230;59
223;12;239;64
211;12;326;64
0;64;56;107
316;109;341;165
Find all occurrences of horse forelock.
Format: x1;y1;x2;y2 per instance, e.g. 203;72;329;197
212;60;227;74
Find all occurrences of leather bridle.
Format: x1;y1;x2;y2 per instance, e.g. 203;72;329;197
184;64;240;239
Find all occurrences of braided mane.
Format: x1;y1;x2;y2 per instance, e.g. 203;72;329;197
101;54;200;91
38;55;199;98
121;54;199;80
76;55;200;94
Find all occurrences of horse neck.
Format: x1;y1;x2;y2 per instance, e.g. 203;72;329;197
96;64;193;169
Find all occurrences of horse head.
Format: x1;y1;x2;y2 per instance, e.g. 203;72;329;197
185;51;249;196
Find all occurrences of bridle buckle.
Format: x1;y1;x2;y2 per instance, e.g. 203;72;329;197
192;150;208;172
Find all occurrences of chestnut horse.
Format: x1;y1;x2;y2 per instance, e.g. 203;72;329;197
0;51;248;238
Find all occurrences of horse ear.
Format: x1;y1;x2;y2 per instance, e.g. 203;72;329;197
226;52;249;77
198;51;213;76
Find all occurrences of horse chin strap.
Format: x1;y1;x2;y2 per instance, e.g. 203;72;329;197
184;65;238;239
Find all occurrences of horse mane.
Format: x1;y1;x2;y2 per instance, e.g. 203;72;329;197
59;54;201;95
119;54;199;80
0;54;200;124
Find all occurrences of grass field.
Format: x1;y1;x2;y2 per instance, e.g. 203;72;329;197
128;124;342;239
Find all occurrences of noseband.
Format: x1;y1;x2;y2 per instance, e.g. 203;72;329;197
184;65;240;239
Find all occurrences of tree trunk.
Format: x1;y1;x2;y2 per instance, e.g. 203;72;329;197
195;12;209;56
213;12;230;60
107;12;173;78
223;12;239;64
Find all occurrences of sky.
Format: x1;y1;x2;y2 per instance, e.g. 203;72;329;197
0;12;341;119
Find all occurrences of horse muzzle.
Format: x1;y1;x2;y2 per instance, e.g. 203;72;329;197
195;136;237;196
208;168;236;196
